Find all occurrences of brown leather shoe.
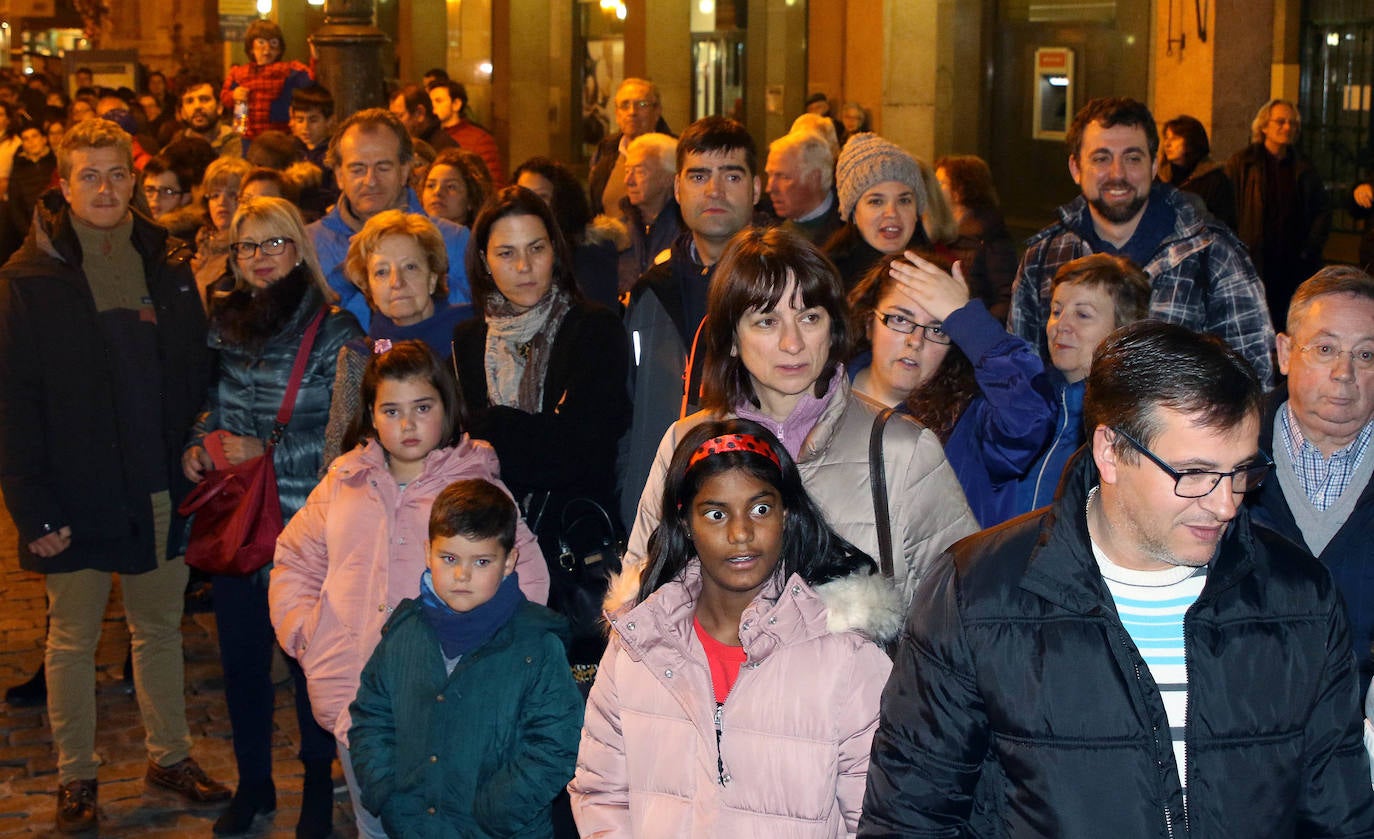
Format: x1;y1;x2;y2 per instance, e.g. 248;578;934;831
55;778;97;834
145;757;231;803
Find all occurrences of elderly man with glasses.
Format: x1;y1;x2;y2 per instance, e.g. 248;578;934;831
1250;266;1374;696
589;77;672;217
861;320;1374;837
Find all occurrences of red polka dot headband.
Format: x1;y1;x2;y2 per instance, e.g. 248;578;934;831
688;433;781;470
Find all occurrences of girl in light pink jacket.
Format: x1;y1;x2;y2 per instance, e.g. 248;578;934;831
569;418;900;838
268;340;549;838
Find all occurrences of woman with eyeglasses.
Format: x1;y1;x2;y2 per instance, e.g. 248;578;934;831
624;227;978;606
847;250;1055;528
181;195;361;838
191;155;252;310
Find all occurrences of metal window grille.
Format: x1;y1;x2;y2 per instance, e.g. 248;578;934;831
1300;0;1374;232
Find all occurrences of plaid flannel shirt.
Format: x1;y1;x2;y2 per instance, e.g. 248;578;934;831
221;60;313;140
1009;184;1275;386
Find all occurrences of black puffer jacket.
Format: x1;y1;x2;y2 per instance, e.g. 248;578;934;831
187;275;361;521
861;450;1374;838
0;190;212;574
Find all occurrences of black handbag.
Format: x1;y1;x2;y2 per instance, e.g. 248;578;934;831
527;493;624;695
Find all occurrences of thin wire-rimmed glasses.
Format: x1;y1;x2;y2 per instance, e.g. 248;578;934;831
1295;343;1374;371
876;311;951;345
1111;426;1272;498
230;236;294;260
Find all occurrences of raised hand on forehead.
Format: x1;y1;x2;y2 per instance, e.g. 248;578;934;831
887;250;970;322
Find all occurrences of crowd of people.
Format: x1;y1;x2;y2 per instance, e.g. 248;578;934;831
2;27;1374;838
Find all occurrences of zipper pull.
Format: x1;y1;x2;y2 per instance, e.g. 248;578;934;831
714;703;730;786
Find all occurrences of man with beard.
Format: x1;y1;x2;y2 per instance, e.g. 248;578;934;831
389;83;457;153
1009;97;1274;386
0;118;226;833
165;74;242;159
861;321;1374;837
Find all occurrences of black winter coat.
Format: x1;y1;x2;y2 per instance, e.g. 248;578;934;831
860;450;1374;838
452;298;632;548
0;192;213;574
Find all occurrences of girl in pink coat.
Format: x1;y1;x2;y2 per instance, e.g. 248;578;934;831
269;340;549;838
569;419;900;838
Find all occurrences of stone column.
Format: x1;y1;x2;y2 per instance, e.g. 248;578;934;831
310;0;389;120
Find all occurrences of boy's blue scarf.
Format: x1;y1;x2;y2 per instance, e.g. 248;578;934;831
418;569;525;659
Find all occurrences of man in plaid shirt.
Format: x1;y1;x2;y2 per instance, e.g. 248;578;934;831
221;20;313;141
1010;97;1275;386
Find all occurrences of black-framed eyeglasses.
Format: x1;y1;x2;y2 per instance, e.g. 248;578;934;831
1111;426;1272;498
142;186;185;199
230;236;294;260
876;311;951;345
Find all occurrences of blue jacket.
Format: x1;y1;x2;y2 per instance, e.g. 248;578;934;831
852;300;1053;528
1014;370;1086;515
349;598;584;838
307;188;471;330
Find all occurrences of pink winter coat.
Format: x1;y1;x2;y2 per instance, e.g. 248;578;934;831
268;437;550;741
569;562;899;838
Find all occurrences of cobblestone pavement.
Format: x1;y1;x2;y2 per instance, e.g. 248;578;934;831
0;498;358;838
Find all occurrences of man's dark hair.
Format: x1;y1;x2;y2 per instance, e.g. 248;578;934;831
325;107;413;171
423;67;450;85
1066;96;1159;162
426;79;468;108
675;115;756;176
393;83;435;120
158;135;218;192
429;479;518;553
246;130;304;170
1083;320;1262;464
290;83;334;119
175;73;222;101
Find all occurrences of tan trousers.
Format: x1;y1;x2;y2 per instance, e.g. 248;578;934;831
44;491;192;783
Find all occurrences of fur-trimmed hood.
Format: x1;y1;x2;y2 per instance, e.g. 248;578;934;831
585;212;630;251
604;558;903;647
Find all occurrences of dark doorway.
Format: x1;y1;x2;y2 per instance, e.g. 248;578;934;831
986;0;1152;234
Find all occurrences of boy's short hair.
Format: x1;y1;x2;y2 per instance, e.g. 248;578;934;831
429;479;518;553
291;83;335;120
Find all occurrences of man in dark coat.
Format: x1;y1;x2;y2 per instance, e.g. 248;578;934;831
0;118;226;833
389;83;458;152
861;321;1374;838
588;77;671;217
1251;266;1374;693
1225;98;1331;330
617;116;759;528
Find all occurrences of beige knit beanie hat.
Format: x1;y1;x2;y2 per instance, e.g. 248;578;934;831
835;132;926;221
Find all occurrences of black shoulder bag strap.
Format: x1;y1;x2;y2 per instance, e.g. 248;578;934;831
868;406;898;580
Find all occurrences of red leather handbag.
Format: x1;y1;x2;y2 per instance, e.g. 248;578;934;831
178;308;325;576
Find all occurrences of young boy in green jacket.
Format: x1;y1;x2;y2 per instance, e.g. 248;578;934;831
349;479;583;837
